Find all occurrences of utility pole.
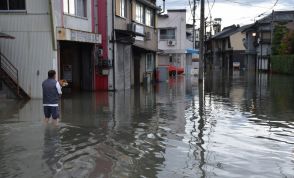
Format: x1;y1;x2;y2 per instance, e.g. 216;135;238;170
192;0;196;49
199;0;205;82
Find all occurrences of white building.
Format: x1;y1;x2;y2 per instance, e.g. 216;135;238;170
0;0;101;98
157;9;193;74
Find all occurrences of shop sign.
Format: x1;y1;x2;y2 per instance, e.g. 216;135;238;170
56;28;101;44
71;30;101;44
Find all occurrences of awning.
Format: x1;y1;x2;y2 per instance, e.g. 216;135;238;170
115;29;145;37
186;48;199;54
0;32;15;39
133;43;158;52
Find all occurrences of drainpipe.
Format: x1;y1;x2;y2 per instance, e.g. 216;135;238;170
112;0;116;91
49;0;57;51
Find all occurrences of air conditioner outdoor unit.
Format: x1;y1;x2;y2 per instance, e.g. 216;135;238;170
127;23;136;32
167;40;176;46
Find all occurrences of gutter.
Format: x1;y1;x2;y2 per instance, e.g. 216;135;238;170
49;0;57;51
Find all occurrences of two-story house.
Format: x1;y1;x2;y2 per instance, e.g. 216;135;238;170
157;9;193;75
242;11;294;71
0;0;102;98
206;25;247;71
110;0;159;90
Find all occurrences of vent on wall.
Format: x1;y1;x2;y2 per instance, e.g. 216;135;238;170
145;32;151;40
167;40;176;46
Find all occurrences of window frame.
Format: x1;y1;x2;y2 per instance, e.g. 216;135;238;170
159;28;176;40
135;3;144;24
145;8;154;27
134;3;155;27
0;0;26;12
63;0;87;18
146;53;154;72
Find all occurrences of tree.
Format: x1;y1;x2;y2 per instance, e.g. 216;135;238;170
272;23;294;55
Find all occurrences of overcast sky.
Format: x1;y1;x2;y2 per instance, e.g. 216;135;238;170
158;0;294;29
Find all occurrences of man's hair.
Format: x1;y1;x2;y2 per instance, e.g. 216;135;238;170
48;70;56;79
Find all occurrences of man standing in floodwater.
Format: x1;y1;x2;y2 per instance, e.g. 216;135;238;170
42;70;62;125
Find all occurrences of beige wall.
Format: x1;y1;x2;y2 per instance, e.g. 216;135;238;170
230;32;246;51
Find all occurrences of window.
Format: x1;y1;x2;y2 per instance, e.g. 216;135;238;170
135;3;144;24
120;0;126;17
145;8;154;26
115;0;126;17
160;29;176;40
63;0;86;17
133;3;155;26
228;38;231;48
146;53;154;72
0;0;26;11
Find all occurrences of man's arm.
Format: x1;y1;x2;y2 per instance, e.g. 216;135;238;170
56;82;62;95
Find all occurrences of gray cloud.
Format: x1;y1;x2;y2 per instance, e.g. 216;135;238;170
159;0;294;9
158;0;294;28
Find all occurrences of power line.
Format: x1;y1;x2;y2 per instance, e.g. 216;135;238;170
220;0;270;9
210;0;215;11
256;0;279;18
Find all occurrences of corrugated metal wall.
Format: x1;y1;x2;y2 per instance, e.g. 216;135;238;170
0;1;56;98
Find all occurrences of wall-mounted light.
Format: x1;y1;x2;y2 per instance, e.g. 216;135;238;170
252;32;256;37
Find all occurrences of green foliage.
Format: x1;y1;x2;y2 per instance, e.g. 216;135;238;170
272;23;294;55
272;24;289;55
271;55;294;74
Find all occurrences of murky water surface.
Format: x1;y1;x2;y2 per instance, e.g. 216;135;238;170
1;71;294;178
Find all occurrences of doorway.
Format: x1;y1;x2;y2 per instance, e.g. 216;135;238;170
59;41;93;93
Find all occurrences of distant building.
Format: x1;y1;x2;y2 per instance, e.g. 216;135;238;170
242;11;294;71
205;25;247;71
157;9;194;75
186;24;200;48
0;0;102;98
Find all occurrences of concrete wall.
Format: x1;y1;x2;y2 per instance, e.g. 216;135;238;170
113;0;158;89
157;10;193;72
0;0;56;98
158;10;187;52
54;0;93;32
158;55;169;65
114;43;132;90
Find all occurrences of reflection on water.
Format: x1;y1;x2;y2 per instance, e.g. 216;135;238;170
0;72;294;178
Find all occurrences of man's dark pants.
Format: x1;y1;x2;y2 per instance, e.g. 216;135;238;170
43;106;59;119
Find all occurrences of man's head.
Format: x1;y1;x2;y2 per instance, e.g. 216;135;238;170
48;70;56;79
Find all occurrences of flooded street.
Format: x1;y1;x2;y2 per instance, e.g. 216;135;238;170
0;71;294;178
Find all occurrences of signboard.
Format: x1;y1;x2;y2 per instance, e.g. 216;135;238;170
71;30;101;43
57;28;101;44
63;65;72;82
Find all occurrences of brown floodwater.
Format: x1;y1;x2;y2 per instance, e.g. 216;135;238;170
0;71;294;178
